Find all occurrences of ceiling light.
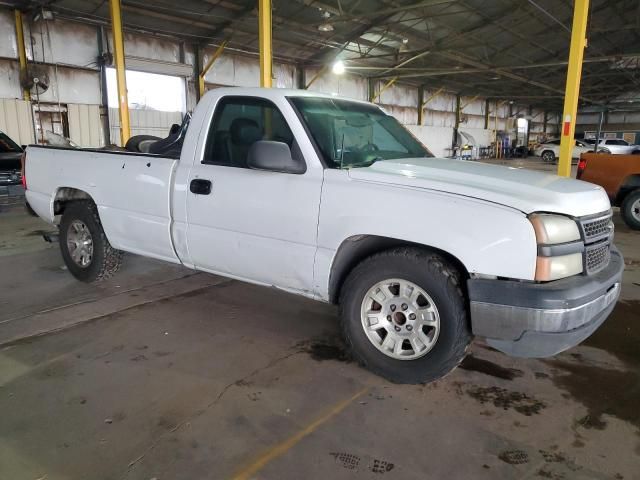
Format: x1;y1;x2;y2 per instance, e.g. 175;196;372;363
318;23;334;32
402;38;409;44
491;76;500;80
332;60;346;75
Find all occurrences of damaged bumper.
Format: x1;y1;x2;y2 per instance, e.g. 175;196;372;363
468;247;624;358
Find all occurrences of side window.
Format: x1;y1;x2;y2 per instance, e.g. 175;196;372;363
203;96;296;168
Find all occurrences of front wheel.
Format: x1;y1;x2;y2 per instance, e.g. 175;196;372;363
339;248;472;384
59;200;123;282
541;150;555;163
621;189;640;230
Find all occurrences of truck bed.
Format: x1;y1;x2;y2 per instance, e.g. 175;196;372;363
24;145;181;263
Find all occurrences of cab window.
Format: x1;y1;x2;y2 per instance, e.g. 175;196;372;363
203;96;300;168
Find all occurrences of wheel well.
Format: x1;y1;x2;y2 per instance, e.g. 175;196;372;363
615;174;640;206
328;235;469;304
53;187;94;215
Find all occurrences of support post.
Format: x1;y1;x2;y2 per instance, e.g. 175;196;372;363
371;77;398;103
109;0;130;145
543;110;548;134
296;65;305;90
484;98;490;129
417;86;424;126
258;0;272;88
199;40;227;98
594;110;605;153
368;78;376;103
558;0;589;177
452;94;461;153
14;10;30;101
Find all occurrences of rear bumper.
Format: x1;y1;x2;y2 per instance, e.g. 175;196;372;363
467;247;624;358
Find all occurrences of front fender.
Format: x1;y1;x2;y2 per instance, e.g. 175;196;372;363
314;173;537;301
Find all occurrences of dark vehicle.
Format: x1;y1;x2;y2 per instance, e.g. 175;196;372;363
0;131;24;186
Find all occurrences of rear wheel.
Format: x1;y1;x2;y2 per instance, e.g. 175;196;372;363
621;189;640;230
59;201;123;282
339;248;472;384
541;150;555;163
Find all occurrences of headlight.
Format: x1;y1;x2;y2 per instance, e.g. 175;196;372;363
529;214;580;244
535;253;583;281
529;214;583;281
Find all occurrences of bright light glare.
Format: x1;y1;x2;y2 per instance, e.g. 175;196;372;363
332;60;346;75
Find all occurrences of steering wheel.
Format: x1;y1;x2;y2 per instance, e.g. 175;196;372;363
361;143;380;152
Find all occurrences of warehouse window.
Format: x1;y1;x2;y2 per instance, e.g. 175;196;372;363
106;68;185;112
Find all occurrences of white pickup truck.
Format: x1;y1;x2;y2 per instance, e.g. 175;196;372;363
24;88;623;383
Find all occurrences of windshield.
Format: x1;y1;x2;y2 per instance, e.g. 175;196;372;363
289;96;432;168
0;132;22;153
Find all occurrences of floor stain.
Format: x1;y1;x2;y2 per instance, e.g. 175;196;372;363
297;336;352;363
460;355;524;380
498;449;529;465
466;385;546;416
545;300;640;430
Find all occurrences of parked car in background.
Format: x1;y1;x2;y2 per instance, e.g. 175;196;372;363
533;139;591;163
578;152;640;229
583;138;640;155
22;87;623;384
0;131;24;186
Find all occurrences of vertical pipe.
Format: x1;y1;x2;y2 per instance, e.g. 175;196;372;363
484;98;490;130
594;110;605;153
452;94;461;154
14;10;30;101
194;44;202;103
109;0;130;145
258;0;272;88
97;27;111;145
558;0;589;177
417;86;424;126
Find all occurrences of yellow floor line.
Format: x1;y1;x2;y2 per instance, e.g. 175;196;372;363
231;387;369;480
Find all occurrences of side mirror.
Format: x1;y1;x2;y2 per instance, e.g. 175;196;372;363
247;141;306;174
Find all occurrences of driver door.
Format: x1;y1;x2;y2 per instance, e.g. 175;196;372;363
185;96;322;295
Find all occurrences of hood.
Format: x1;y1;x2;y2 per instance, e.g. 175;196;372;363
348;157;610;217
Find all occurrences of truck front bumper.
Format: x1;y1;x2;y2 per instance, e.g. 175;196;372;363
467;247;624;358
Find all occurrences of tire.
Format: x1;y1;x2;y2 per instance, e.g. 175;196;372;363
339;247;472;384
621;189;640;230
124;135;161;153
59;200;123;282
541;150;555;163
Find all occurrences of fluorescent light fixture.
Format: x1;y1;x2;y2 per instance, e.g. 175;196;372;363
318;23;334;32
332;60;346;75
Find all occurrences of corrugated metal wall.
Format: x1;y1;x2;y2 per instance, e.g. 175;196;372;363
0;98;35;145
108;108;183;146
68;104;103;147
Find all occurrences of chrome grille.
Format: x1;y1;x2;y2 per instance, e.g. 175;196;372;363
585;242;610;275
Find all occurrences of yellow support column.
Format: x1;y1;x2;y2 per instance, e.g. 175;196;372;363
558;0;589;177
199;40;228;99
14;10;30;101
109;0;130;145
258;0;273;88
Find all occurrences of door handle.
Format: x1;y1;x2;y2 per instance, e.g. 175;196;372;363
190;179;212;195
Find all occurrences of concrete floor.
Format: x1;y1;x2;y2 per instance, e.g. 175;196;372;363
0;166;639;480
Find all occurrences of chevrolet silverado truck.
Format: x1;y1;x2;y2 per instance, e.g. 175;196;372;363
23;88;623;384
578;152;640;230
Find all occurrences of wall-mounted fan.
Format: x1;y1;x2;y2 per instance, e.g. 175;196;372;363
20;66;50;95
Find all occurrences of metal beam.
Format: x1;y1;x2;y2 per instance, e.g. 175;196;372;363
14;10;29;101
371;77;398;102
109;0;130;145
199;40;228;98
258;0;272;87
484;98;490;129
558;0;589;177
